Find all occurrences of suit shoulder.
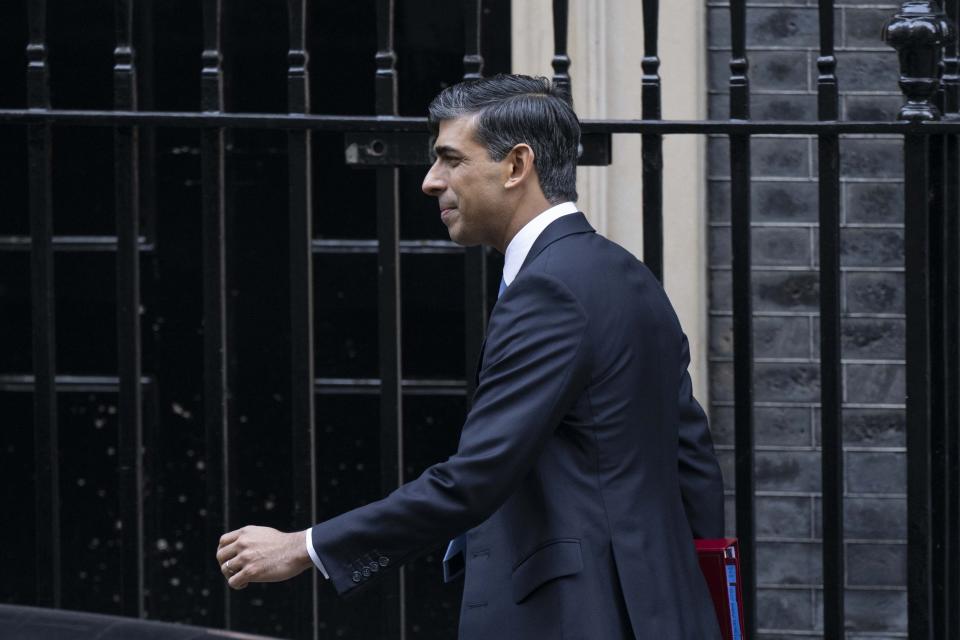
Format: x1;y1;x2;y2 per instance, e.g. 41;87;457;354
530;231;659;291
500;269;586;315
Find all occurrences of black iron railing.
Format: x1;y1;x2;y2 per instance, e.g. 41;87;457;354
2;0;959;638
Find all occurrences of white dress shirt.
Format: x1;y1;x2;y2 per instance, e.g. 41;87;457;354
305;200;579;579
502;201;579;286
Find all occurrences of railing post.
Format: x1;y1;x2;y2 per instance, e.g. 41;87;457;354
941;1;960;637
641;0;663;282
462;0;487;406
728;0;756;634
551;0;571;104
816;0;844;636
113;0;144;619
287;0;317;637
374;1;405;637
884;3;954;638
200;0;232;628
885;1;952;122
26;0;60;610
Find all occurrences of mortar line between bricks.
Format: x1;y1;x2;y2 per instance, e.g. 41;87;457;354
707;46;897;53
706;2;905;6
709;356;816;363
712;356;907;363
754;629;823;637
715;445;907;453
747;584;837;591
708;313;907;321
725;490;909;498
756;537;825;544
709;357;907;365
706;131;908;138
709;265;905;272
755;537;907;544
710;400;907;409
706;4;906;8
708;222;906;229
845;538;908;545
755;584;909;592
706;176;905;182
709;264;907;271
707;176;905;183
755;628;905;638
708;311;907;319
707;90;904;96
707;132;906;139
708;90;820;96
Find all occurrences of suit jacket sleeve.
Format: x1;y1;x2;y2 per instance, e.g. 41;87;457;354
309;273;589;596
677;333;725;539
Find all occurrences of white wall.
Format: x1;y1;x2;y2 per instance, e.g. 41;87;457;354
512;0;710;405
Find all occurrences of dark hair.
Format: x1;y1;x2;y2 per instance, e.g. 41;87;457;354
428;74;580;204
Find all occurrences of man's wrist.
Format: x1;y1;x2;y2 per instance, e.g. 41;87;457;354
303;527;330;578
289;529;313;573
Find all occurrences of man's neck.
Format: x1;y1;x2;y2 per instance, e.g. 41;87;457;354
497;195;554;253
500;201;578;285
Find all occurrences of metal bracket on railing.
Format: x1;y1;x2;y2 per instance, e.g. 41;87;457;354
344;132;432;166
579;133;613;166
344;131;612;167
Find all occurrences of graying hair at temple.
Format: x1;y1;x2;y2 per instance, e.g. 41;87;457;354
428;74;580;204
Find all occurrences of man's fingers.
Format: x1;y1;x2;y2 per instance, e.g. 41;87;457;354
220;556;239;580
218;528;242;549
216;525;301;589
228;564;252;590
215;541;238;566
218;527;248;587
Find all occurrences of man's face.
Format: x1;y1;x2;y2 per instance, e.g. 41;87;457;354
422;115;511;248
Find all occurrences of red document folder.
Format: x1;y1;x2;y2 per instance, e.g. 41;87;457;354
695;538;746;640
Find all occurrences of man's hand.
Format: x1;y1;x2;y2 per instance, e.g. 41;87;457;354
216;525;314;590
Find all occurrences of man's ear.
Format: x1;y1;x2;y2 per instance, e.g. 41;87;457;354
503;143;536;190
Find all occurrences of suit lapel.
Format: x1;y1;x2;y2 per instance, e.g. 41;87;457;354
474;336;487;388
472;213;595;387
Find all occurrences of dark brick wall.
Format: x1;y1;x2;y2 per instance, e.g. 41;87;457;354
706;1;907;637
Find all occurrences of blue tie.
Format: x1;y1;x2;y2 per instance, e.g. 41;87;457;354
443;274;507;582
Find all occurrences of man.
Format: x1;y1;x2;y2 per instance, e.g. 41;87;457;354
216;74;724;639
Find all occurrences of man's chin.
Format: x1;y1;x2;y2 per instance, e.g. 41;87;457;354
444;224;466;246
443;221;483;247
446;230;481;248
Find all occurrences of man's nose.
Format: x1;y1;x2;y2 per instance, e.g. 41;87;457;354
422;162;444;197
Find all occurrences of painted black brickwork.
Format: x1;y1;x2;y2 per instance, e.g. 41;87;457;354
706;1;907;637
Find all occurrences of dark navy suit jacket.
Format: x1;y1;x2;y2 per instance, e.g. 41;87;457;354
311;213;724;639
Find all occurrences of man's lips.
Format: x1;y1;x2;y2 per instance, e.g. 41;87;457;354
440;207;457;221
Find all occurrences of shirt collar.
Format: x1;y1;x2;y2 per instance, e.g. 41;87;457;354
502;201;579;286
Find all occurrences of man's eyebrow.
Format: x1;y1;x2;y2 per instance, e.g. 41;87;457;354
433;144;462;157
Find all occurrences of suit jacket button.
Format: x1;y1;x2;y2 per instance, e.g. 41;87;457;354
362;567;371;577
378;556;389;567
369;562;380;572
352;571;362;583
